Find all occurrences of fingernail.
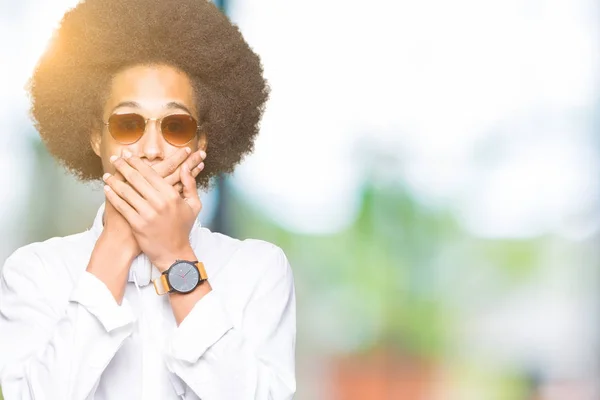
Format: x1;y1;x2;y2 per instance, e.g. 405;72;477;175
198;162;204;170
109;155;118;163
104;185;111;192
200;150;207;159
122;150;132;159
102;173;111;181
185;147;192;154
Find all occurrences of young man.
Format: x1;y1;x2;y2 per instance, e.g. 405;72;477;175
0;0;296;399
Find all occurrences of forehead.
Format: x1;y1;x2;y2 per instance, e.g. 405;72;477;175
105;64;196;115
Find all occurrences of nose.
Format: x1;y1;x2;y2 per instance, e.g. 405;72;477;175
138;118;165;163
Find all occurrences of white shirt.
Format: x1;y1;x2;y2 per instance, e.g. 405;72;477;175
0;203;296;399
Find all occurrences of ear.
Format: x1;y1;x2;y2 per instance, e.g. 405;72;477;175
90;129;102;157
198;131;208;152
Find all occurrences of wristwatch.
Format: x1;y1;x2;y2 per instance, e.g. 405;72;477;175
153;260;208;295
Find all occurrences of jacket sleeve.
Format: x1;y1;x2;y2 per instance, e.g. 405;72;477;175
0;248;136;400
165;246;296;400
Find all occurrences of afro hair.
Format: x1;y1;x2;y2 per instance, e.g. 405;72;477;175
28;0;269;189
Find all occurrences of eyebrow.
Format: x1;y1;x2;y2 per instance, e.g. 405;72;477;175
165;102;193;115
111;101;193;115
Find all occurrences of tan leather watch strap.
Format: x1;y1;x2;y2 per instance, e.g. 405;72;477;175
153;261;208;296
196;261;208;281
153;274;171;295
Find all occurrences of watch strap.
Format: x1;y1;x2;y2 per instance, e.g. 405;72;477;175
153;273;171;295
196;261;208;281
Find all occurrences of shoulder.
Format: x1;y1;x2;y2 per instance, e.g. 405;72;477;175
238;237;292;282
2;231;93;285
196;228;293;283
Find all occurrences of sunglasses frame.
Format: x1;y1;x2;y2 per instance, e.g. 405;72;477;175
103;113;200;147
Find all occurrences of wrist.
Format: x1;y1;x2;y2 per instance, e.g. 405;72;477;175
97;232;139;264
88;235;137;304
152;245;197;273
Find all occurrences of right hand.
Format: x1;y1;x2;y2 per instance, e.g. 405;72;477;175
101;147;206;257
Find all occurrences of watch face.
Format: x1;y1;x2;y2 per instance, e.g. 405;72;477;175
167;262;200;293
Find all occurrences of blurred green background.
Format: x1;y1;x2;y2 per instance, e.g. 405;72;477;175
1;0;599;399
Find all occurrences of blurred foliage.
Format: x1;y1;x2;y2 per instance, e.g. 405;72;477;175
473;239;545;283
229;179;545;362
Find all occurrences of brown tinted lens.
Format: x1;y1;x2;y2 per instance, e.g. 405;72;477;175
108;113;146;144
161;114;197;146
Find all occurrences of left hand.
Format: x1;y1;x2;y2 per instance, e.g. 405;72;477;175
102;150;203;272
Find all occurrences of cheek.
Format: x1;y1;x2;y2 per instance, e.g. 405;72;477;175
99;141;128;173
164;138;199;157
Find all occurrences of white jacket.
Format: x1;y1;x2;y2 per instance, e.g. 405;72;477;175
0;203;296;399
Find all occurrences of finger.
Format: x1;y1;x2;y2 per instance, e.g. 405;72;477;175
180;163;202;214
122;152;174;193
191;162;205;178
185;150;206;174
153;147;191;180
111;154;157;201
103;184;143;227
103;172;153;215
112;171;125;182
163;149;206;186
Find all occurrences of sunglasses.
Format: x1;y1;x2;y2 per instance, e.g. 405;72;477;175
104;113;200;146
